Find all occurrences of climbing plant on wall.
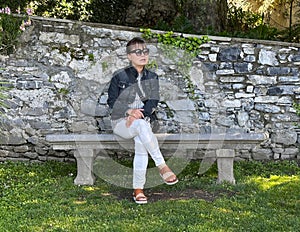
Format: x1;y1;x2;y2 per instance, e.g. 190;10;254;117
140;28;209;98
293;102;300;127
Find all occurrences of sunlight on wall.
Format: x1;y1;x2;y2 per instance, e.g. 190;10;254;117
229;0;273;13
228;0;299;29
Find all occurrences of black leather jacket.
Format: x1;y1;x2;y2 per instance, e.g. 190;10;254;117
107;66;159;121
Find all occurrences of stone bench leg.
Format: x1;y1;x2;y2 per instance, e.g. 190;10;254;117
216;149;236;184
73;148;96;185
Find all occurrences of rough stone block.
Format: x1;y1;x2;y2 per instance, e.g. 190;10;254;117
216;149;235;184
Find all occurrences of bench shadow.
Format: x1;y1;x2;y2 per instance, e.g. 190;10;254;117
111;187;235;203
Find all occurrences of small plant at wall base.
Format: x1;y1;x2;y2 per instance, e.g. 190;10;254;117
58;88;69;95
0;6;32;55
294;102;300;115
293;102;300;127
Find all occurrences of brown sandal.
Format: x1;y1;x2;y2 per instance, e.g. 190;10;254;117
158;164;179;185
133;189;148;204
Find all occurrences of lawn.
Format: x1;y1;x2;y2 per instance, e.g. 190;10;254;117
0;159;299;232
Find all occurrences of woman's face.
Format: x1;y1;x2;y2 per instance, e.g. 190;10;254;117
127;43;149;68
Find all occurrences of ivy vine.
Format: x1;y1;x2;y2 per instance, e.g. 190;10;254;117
140;28;210;99
140;28;209;57
293;102;300;128
294;102;300;114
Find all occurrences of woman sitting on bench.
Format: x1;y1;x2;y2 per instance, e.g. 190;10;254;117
107;37;178;204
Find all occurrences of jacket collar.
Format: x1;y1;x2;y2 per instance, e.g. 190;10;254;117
127;65;147;79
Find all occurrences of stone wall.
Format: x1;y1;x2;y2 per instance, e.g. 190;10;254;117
0;16;299;162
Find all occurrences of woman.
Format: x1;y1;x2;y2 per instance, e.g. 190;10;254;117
107;37;178;204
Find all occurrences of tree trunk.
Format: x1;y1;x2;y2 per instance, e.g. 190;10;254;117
216;0;228;32
125;0;177;27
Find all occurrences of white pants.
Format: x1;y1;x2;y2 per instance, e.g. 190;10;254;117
112;119;165;189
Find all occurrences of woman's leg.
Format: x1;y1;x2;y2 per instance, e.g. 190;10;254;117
132;136;148;189
129;119;165;167
113;119;151;189
129;120;178;185
113;119;177;187
113;119;165;166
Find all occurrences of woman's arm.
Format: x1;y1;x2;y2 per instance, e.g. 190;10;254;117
142;74;159;118
107;75;119;110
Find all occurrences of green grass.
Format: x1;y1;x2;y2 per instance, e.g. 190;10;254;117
0;160;299;232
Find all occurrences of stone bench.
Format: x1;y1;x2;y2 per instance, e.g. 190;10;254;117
45;132;268;186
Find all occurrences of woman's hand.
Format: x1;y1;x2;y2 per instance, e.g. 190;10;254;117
125;109;144;127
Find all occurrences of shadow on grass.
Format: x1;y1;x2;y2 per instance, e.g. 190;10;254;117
0;160;299;231
112;187;231;203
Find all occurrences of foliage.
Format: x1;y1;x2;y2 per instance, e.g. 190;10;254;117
29;0;132;24
0;160;299;231
0;1;28;13
279;24;300;42
0;10;23;55
293;102;300;127
28;0;91;21
2;0;297;43
0;7;29;116
0;7;32;55
58;88;69;95
234;160;300;177
154;15;196;34
216;3;280;40
141;29;209;57
294;102;300;115
141;29;209;98
286;0;300;42
86;0;132;24
153;1;281;41
227;3;262;31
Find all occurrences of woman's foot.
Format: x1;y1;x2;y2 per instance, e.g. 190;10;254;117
133;189;148;204
158;164;178;185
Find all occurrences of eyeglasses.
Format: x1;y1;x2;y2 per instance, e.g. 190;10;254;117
128;48;149;56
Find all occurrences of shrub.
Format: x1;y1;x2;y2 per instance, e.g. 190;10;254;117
30;0;91;21
154;15;195;34
219;3;279;41
87;0;132;24
0;6;32;55
278;24;300;43
0;1;28;13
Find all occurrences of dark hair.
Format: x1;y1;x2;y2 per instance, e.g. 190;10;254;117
126;37;146;54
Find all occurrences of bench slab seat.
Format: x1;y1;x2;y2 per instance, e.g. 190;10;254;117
46;132;268;185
